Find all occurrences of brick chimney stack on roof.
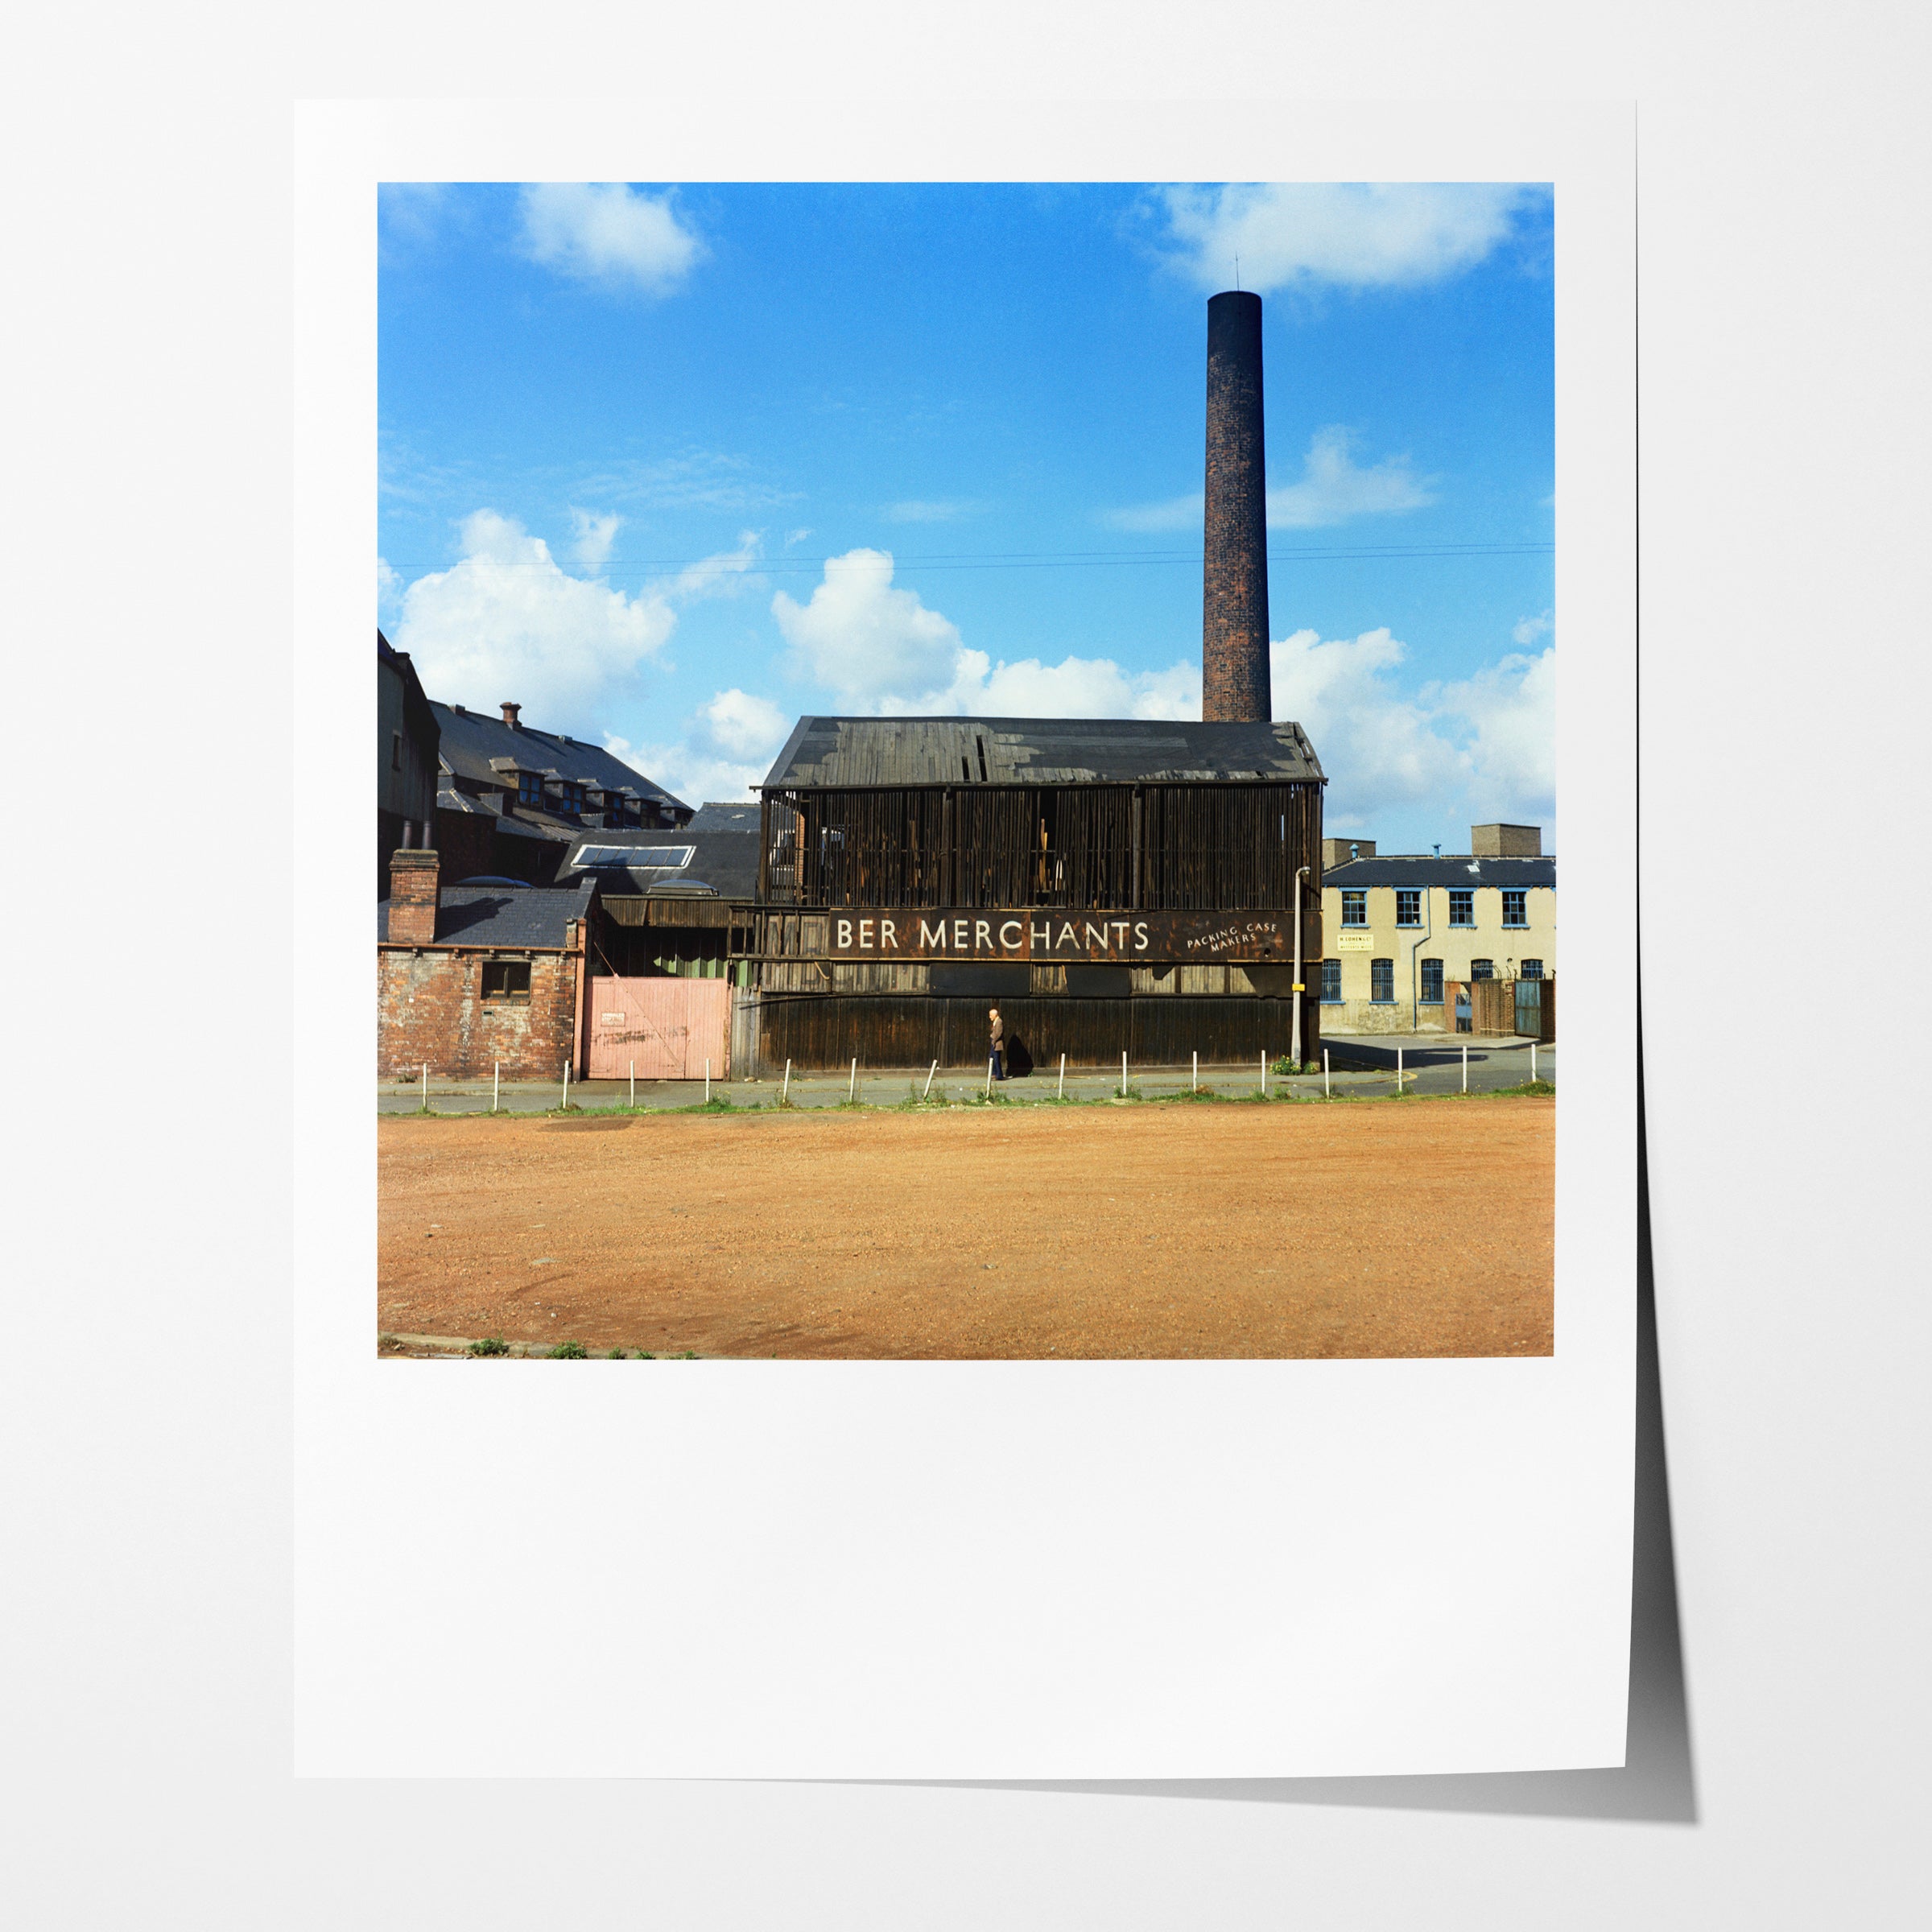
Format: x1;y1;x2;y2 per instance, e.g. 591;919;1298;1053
387;848;440;944
1201;290;1272;724
501;701;522;727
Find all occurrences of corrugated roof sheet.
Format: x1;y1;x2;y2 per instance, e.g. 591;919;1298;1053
762;716;1325;787
377;878;597;947
1324;856;1556;890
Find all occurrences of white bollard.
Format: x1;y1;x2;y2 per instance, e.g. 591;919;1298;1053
1192;1050;1198;1093
1121;1049;1128;1097
421;1063;429;1113
562;1061;569;1111
1533;1042;1538;1083
1261;1051;1268;1097
1058;1052;1066;1100
848;1056;857;1102
629;1060;634;1108
704;1059;711;1103
1397;1045;1403;1093
1323;1048;1330;1099
923;1059;938;1099
493;1062;500;1114
782;1058;791;1103
1462;1043;1468;1094
985;1057;993;1098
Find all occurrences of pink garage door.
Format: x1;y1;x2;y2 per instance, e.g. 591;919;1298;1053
587;976;730;1080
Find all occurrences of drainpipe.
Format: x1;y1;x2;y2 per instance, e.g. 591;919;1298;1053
1409;884;1435;1031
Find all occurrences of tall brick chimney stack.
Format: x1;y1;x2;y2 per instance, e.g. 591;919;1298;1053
501;702;522;728
387;848;440;945
1202;290;1272;723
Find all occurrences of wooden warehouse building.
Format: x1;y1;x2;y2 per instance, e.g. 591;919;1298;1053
747;715;1327;1075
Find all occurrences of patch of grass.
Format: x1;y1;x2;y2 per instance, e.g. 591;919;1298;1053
679;1350;700;1360
547;1340;588;1359
1492;1078;1557;1097
469;1335;510;1357
635;1350;657;1359
1164;1085;1227;1104
605;1348;628;1360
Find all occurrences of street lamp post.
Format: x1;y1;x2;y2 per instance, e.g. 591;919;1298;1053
1291;865;1311;1069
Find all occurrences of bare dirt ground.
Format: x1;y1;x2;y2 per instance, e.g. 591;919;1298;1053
377;1099;1554;1359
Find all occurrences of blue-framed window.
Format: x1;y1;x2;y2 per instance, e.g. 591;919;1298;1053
1502;888;1527;928
1320;958;1342;1003
1341;889;1367;927
1449;888;1474;927
1371;957;1394;1002
1396;888;1421;927
1471;958;1495;981
1420;957;1443;1003
517;771;544;807
1522;959;1544;980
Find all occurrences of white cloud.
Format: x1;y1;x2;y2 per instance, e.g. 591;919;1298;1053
606;687;792;808
1152;183;1538;293
1512;609;1553;646
772;548;966;708
518;183;704;295
1267;427;1435;526
568;507;622;570
389;510;676;724
1105;428;1434;533
1271;625;1554;840
772;547;1198;719
667;530;762;601
377;555;402;617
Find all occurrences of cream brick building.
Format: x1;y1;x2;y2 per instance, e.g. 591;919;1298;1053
1319;824;1555;1034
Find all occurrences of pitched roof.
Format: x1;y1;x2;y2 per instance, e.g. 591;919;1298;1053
377;878;597;947
1324;855;1557;890
429;700;689;816
687;800;761;832
762;716;1325;788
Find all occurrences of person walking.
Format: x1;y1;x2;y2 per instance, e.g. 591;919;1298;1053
989;1006;1005;1082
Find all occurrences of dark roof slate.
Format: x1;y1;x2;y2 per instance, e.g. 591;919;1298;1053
687;801;761;832
428;700;689;815
554;827;760;902
1324;856;1556;890
762;716;1324;788
378;878;597;947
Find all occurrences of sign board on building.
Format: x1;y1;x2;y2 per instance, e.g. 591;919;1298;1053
1336;932;1377;951
823;909;1298;964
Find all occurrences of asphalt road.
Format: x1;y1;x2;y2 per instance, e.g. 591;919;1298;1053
377;1035;1554;1113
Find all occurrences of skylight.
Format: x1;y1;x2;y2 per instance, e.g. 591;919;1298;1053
573;844;695;870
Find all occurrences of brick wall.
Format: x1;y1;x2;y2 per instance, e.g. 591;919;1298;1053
388;849;439;945
377;945;584;1080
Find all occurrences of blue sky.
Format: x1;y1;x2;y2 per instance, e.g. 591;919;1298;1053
378;181;1554;850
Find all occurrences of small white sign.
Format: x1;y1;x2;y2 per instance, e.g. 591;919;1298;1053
600;1012;626;1025
1337;932;1376;951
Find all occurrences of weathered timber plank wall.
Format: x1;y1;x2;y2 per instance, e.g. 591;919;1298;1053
752;993;1320;1074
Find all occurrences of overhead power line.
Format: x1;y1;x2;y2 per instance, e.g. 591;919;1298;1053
379;540;1555;576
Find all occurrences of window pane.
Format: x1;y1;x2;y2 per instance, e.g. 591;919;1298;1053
1522;959;1543;980
1449;889;1473;926
1472;959;1494;981
1371;957;1393;1001
1503;889;1527;927
1397;889;1419;927
1421;958;1443;1002
1321;958;1341;1002
1342;890;1366;927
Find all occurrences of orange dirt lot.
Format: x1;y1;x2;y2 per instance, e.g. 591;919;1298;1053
378;1101;1554;1359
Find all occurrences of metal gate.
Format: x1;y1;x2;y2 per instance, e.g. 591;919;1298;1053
587;976;731;1080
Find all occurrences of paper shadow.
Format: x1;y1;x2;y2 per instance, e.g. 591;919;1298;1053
877;1038;1697;1824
